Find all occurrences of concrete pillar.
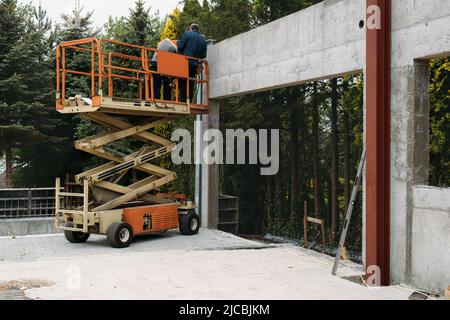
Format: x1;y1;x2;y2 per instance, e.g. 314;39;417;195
400;60;431;283
200;100;220;229
390;61;431;285
390;64;414;284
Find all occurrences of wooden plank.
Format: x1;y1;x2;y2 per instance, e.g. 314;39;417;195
307;217;323;225
321;221;327;253
58;106;99;114
304;201;308;248
303;201;326;252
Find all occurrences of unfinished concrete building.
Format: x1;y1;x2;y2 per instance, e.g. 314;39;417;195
197;0;450;294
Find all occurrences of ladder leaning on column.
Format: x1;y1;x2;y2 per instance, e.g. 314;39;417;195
332;146;366;275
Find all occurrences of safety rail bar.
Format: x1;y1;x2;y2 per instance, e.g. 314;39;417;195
55;177;90;233
56;38;209;113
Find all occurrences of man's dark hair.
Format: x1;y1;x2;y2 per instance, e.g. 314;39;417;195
190;23;200;32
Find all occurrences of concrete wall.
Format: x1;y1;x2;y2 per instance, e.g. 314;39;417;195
389;0;450;290
208;0;366;99
0;218;60;237
206;0;450;293
411;186;450;294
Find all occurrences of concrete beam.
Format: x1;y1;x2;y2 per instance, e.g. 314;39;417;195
207;0;366;99
207;0;450;99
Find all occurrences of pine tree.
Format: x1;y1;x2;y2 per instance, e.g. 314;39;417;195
40;2;104;186
0;1;56;187
59;1;98;42
126;0;161;48
311;83;321;217
342;78;351;216
0;0;23;57
209;0;252;41
56;2;99;98
330;78;339;242
174;0;204;37
253;0;313;25
105;0;162;99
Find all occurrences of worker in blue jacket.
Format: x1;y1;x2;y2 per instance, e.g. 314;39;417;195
177;23;207;103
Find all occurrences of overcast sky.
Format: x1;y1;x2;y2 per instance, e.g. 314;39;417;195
21;0;182;28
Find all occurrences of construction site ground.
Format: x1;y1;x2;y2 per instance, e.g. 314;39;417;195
0;229;412;300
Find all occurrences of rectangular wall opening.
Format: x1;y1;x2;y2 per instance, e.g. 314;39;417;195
428;57;450;188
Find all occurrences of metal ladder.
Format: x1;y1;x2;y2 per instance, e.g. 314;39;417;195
332;146;366;275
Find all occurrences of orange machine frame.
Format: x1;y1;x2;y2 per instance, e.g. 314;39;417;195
123;204;179;235
55;38;209;113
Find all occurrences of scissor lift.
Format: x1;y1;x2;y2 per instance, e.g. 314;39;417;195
54;38;209;248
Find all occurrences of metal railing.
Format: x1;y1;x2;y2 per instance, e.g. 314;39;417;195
0;188;62;219
56;37;209;113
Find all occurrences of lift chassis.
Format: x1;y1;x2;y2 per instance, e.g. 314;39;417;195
55;178;200;248
54;38;208;247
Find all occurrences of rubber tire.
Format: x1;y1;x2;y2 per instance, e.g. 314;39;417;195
107;222;134;248
179;211;200;236
64;230;90;243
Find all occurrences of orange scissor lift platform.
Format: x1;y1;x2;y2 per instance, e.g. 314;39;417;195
54;38;208;248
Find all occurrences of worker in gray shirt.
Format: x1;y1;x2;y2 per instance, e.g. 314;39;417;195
151;38;178;101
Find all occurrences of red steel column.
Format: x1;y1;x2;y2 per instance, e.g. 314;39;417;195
365;0;391;286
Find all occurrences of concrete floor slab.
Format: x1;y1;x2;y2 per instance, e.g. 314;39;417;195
0;230;412;300
0;229;269;263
